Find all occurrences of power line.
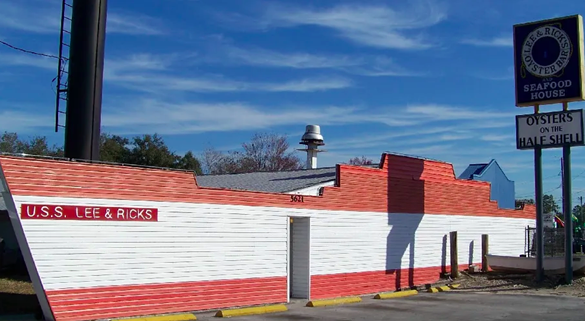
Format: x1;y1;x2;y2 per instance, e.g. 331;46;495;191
0;40;61;60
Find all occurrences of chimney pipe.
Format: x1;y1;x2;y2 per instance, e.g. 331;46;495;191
298;125;325;169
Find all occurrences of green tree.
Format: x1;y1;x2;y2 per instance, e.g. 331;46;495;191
515;198;535;209
572;204;585;227
0;131;203;175
126;134;178;168
515;196;560;214
0;132;63;156
176;151;203;173
0;132;21;153
100;133;130;163
543;194;560;214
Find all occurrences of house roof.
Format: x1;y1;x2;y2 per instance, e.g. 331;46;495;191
458;159;514;183
458;163;489;180
195;167;338;193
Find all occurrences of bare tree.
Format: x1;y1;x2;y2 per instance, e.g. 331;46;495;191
347;156;374;166
201;148;242;175
201;133;304;174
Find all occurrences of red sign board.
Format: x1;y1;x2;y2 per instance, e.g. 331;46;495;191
20;204;158;222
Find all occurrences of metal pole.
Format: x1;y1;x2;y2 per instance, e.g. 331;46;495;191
534;104;544;283
562;102;573;284
64;0;108;161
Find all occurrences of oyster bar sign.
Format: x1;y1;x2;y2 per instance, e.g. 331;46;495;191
516;109;585;150
513;15;585;107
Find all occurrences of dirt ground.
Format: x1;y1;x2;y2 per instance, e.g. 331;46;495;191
438;270;585;297
0;269;39;316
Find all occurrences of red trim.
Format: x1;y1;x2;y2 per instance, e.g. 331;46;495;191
44;264;476;321
46;276;287;321
311;264;471;299
0;154;535;219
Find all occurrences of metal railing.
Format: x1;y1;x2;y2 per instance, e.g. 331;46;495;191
525;226;565;257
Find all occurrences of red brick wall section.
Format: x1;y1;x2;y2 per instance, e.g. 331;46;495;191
0;153;535;219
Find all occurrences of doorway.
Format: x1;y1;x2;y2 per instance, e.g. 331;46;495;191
288;216;311;300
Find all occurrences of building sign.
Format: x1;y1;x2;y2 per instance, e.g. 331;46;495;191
513;15;585;107
516;109;585;150
543;212;555;228
20;204;158;221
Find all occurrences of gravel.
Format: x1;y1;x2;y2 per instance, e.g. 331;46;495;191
437;270;585;297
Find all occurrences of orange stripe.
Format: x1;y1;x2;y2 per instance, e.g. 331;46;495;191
44;264;471;321
310;263;473;299
46;276;287;321
0;154;535;219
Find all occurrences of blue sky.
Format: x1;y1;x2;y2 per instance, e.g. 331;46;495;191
0;0;585;204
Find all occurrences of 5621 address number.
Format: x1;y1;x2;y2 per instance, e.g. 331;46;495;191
290;195;304;203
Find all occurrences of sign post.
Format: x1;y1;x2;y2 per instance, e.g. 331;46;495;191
514;14;585;284
562;103;573;283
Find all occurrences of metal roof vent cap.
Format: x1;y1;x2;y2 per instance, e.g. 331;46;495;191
301;125;324;145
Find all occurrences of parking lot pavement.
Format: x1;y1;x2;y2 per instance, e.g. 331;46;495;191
196;292;585;321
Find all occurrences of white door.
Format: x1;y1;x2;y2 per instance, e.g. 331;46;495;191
289;217;310;299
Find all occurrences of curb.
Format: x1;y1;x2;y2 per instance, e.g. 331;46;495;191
306;296;362;307
374;289;419;299
111;314;197;321
214;304;288;318
427;284;460;293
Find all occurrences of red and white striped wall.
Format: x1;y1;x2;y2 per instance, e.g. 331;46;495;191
0;153;535;321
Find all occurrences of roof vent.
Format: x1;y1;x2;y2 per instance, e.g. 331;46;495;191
298;125;326;169
301;125;324;144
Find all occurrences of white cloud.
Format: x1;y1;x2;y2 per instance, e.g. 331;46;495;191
106;13;168;36
0;1;167;36
461;35;512;47
481;134;512;142
0;109;53;132
98;97;519;146
216;45;361;69
404;104;514;120
207;44;423;77
251;2;446;50
107;72;353;93
0;1;58;34
102;99;367;134
0;51;353;93
0;53;56;70
103;53;353;93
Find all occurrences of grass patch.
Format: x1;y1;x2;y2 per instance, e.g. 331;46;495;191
0;270;39;315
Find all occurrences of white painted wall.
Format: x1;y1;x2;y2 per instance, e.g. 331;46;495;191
11;195;533;292
286;181;335;196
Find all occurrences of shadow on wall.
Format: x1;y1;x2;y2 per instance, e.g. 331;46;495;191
385;156;424;289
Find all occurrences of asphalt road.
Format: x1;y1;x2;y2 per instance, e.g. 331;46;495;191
197;292;585;321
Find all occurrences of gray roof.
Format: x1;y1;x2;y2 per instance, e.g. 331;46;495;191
196;167;337;193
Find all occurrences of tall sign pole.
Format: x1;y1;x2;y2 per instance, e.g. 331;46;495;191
533;105;544;282
65;0;108;161
562;102;573;283
513;14;585;284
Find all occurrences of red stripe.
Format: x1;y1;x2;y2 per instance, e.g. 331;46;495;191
310;264;471;299
46;276;287;321
44;264;478;321
0;154;535;218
